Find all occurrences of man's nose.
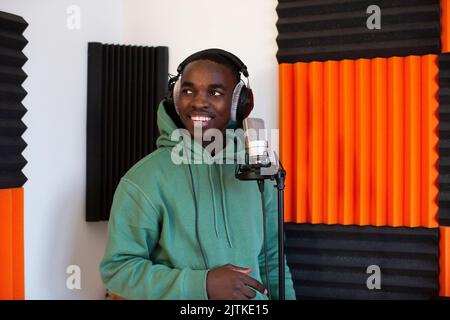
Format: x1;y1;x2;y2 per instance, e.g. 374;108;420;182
191;91;208;108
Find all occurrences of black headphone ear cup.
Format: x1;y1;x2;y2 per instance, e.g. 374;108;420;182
230;82;243;122
167;76;181;114
236;86;254;122
167;77;176;103
172;78;181;115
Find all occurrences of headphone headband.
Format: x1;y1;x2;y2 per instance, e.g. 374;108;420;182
176;48;249;78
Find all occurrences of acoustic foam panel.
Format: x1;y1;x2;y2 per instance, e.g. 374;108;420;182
86;43;168;221
439;53;450;226
279;55;439;227
442;0;450;53
285;223;439;300
276;0;441;63
441;227;450;297
0;11;28;189
0;188;24;300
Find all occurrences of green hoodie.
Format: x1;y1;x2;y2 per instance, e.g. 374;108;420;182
99;101;296;300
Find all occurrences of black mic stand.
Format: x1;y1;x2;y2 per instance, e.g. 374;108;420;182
236;159;286;300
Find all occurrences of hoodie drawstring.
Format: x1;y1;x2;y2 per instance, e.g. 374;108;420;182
208;165;220;238
219;165;233;248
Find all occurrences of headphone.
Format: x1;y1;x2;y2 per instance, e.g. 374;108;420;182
166;48;254;122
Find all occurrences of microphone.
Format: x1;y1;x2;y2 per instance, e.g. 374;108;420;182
244;118;271;167
235;118;277;181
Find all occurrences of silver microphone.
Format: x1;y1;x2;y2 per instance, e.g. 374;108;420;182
243;118;271;167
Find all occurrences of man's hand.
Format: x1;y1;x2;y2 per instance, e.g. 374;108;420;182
206;264;267;300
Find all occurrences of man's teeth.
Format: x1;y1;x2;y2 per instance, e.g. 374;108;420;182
191;116;211;121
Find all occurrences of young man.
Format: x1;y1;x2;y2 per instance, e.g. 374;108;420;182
99;49;296;300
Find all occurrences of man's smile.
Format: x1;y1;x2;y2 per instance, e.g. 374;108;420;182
189;114;213;127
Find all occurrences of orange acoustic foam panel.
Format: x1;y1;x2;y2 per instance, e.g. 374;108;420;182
0;188;24;300
279;55;438;227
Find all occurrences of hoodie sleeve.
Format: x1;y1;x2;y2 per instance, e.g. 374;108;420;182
257;181;297;300
99;179;209;300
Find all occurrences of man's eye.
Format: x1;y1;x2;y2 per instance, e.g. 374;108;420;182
210;90;223;96
181;89;193;95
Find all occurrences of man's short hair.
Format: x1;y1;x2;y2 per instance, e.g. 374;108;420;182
179;51;241;84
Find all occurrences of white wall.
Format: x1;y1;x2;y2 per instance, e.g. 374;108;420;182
0;0;122;299
123;0;280;143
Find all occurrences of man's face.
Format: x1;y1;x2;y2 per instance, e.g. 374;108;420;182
174;60;237;138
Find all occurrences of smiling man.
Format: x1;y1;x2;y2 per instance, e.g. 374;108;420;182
99;49;296;300
170;51;248;155
176;59;236;136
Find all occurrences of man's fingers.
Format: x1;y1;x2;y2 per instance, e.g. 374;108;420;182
228;264;252;274
235;268;252;275
241;285;257;299
241;274;266;294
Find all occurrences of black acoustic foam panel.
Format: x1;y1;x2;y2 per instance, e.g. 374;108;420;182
86;43;168;221
285;223;439;299
440;54;450;227
0;11;28;189
276;0;441;63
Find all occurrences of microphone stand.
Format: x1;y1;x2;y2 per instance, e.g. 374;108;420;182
236;158;286;300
